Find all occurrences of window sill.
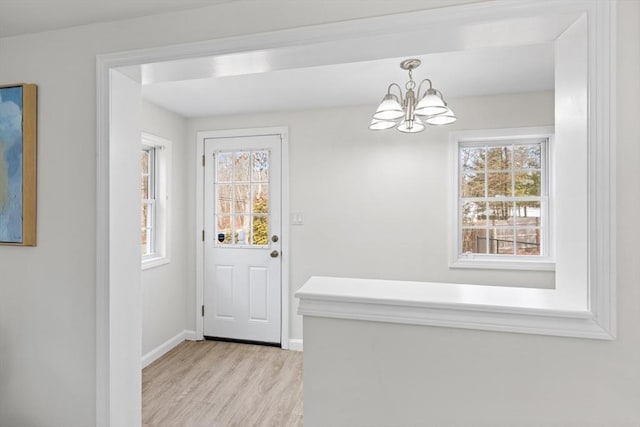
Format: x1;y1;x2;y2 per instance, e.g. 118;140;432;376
450;256;555;271
141;256;170;271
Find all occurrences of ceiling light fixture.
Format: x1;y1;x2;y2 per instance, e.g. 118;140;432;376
369;58;457;133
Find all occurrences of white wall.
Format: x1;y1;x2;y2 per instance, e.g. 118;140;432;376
0;1;637;426
108;70;143;427
187;91;555;340
2;2;476;424
302;2;640;426
140;100;189;357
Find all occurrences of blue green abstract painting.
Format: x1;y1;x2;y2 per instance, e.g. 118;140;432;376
0;86;24;243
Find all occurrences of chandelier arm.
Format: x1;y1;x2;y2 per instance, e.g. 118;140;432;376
416;79;433;99
387;83;404;104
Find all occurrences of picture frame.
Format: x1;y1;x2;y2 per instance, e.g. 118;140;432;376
0;83;37;246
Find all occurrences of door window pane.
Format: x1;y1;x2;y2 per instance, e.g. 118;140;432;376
214;150;272;247
252;184;269;214
216;152;233;182
235;215;251;245
252;151;269;182
216;216;233;244
216;184;232;215
234;152;250;182
235;184;251;214
252;215;269;245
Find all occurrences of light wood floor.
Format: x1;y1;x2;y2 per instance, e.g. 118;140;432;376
142;340;303;427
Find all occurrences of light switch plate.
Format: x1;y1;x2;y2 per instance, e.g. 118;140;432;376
291;212;304;225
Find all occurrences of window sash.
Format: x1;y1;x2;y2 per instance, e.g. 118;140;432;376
142;146;157;258
457;138;549;258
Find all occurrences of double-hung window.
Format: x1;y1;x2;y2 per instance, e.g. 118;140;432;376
450;127;554;271
141;133;171;269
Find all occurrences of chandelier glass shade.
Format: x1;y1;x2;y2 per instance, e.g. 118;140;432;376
369;58;456;133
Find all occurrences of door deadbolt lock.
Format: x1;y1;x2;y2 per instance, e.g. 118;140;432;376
271;235;279;243
270;250;279;258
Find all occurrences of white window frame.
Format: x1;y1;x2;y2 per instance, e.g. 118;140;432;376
450;127;555;271
141;132;171;270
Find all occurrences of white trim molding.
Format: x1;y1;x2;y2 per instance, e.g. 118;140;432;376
288;339;303;352
96;1;616;426
296;276;610;340
141;330;196;369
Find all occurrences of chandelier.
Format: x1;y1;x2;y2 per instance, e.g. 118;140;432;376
369;58;457;133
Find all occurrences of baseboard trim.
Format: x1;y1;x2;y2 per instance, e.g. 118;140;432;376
288;338;303;351
142;329;196;369
183;329;198;341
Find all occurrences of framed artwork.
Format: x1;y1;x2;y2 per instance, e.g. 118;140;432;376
0;84;37;246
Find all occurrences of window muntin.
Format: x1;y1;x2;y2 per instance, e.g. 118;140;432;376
214;150;270;247
458;138;548;258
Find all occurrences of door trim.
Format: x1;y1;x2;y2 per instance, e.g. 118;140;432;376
196;127;290;349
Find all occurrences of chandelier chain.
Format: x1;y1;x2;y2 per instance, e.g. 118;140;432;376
405;68;416;90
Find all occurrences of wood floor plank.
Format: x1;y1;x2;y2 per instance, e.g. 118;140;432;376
142;340;303;427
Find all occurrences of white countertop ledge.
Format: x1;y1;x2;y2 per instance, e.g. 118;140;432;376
295;276;613;340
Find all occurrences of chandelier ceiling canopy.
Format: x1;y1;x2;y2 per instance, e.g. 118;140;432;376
369;58;457;133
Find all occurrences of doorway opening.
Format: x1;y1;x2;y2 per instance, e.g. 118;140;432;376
96;2;613;425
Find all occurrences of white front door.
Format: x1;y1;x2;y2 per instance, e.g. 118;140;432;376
203;134;282;344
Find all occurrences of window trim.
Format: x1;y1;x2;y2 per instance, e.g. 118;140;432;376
141;132;171;270
449;126;556;271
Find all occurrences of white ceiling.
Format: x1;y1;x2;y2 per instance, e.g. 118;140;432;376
141;43;554;118
2;1;558;118
0;0;233;38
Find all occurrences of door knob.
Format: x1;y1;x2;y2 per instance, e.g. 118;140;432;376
271;235;279;243
270;250;279;258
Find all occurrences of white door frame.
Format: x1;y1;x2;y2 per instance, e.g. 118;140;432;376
196;127;290;348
